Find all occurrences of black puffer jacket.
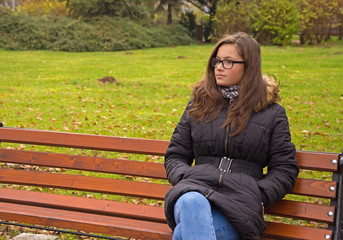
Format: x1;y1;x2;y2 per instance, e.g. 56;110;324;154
164;81;299;239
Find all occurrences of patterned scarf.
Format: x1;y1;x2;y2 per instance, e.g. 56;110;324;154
219;85;239;104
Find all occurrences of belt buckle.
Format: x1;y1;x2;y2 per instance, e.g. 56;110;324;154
218;157;233;173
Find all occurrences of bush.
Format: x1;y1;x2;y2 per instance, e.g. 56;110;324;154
214;0;252;39
213;0;299;45
250;0;299;45
180;10;197;39
299;0;341;44
0;8;194;51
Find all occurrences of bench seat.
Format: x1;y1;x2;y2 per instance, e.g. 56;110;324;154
0;127;342;239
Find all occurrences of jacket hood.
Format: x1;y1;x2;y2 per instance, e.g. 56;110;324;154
254;75;280;112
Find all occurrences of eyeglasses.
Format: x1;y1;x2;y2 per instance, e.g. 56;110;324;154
210;58;245;69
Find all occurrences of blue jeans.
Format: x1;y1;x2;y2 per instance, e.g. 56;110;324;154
173;191;239;240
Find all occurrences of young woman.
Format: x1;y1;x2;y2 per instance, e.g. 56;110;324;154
164;32;299;240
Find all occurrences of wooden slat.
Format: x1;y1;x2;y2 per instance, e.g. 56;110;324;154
2;187;334;226
0;148;338;181
266;200;335;223
0;148;167;179
0;169;171;200
0;188;167;223
0;202;172;240
0;128;339;171
296;151;339;172
0;128;169;156
263;222;332;240
0;169;336;199
0;190;334;240
291;178;337;199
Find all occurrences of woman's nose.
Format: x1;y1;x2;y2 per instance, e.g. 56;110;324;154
216;62;224;70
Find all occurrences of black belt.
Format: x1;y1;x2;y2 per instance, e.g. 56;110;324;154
195;156;263;179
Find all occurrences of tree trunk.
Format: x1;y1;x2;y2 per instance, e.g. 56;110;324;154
204;0;219;42
339;13;343;40
167;3;172;25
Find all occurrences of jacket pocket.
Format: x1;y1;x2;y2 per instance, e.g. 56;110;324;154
222;172;263;215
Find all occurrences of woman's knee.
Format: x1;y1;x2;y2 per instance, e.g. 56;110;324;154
176;191;209;208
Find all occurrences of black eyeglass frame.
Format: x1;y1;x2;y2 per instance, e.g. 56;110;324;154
210;58;245;69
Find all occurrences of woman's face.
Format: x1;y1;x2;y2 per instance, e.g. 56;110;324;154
214;44;245;87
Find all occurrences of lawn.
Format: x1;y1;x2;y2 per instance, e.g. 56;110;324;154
1;43;342;153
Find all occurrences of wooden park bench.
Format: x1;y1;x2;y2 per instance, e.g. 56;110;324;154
0;126;342;239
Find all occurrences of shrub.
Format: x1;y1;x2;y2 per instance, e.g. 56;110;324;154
180;10;197;39
213;0;299;45
214;0;252;39
250;0;300;45
0;9;194;51
299;0;341;44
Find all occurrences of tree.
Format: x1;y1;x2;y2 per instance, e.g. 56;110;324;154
250;0;299;45
186;0;219;42
214;0;251;38
299;0;342;44
156;0;183;25
0;0;20;9
180;9;197;38
16;0;68;16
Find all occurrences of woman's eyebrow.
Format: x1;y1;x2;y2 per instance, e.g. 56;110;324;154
216;56;234;60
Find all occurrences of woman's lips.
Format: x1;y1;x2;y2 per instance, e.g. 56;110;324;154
216;74;226;78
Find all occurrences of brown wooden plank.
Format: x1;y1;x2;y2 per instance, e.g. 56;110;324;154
0;128;169;156
263;222;332;240
0;188;167;223
0;169;336;199
0;202;172;240
0;200;334;240
296;151;339;172
266;200;335;223
0;169;171;200
291;178;337;199
0;148;167;179
0;189;336;226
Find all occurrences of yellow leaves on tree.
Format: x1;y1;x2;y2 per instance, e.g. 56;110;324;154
17;0;68;17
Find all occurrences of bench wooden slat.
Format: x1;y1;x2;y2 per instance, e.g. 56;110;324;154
0;128;169;156
0;168;337;199
263;221;332;240
0;187;334;225
292;178;336;199
0;202;173;240
266;199;335;223
0;188;166;223
0;169;337;200
0;191;334;240
296;151;339;172
2;200;333;240
0;169;170;200
0;148;168;179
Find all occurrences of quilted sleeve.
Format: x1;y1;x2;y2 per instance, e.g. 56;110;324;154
164;102;194;186
257;106;299;207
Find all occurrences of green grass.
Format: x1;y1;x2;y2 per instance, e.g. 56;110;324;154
1;43;342;152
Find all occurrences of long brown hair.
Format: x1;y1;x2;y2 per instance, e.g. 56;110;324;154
188;32;269;136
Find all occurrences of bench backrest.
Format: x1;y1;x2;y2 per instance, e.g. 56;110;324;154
0;127;342;240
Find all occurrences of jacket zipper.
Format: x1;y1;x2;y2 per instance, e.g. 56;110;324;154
205;189;213;198
219;172;224;186
219;127;230;186
225;127;229;156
